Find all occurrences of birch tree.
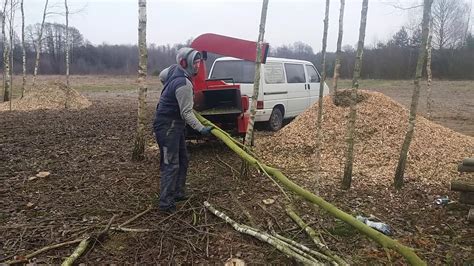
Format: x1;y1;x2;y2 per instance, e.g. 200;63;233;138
9;0;15;109
32;0;49;87
3;46;10;104
240;0;269;177
332;0;345;104
64;0;70;108
21;0;25;98
132;0;147;161
314;0;330;184
2;0;9;102
243;0;269;147
341;0;369;190
426;16;433;119
394;0;433;189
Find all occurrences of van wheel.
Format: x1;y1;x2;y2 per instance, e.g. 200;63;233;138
268;107;283;131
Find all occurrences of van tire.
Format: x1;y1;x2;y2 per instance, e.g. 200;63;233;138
268;107;283;131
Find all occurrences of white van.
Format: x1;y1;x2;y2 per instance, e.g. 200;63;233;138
208;57;329;131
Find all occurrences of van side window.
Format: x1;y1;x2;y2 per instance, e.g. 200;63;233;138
264;63;285;84
306;65;320;82
284;63;305;83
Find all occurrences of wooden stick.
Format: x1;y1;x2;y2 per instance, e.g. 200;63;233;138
61;237;91;266
229;191;257;227
286;206;348;266
118;205;152;228
62;214;117;266
3;239;83;264
204;201;323;265
111;226;157;232
273;233;334;263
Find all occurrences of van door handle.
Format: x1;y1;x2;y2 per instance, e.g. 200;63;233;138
304;84;307;90
307;84;311;90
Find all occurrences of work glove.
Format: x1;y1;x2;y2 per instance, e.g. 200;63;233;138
199;126;213;136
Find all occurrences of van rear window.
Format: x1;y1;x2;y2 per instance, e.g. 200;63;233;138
210;61;256;84
284;63;306;83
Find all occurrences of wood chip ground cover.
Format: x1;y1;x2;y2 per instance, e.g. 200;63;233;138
0;89;472;264
0;82;91;112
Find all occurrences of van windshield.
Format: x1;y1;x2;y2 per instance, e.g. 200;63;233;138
210;60;256;83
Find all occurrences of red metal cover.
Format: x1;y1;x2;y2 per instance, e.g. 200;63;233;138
191;33;269;63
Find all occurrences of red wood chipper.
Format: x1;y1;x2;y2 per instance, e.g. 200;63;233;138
189;33;269;136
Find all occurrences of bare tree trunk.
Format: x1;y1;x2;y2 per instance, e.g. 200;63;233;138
426;17;433;119
314;0;330;188
9;0;14;111
132;0;147;161
332;0;345;104
394;0;433;189
32;0;49;87
21;0;26;98
4;45;10;104
240;0;269;177
244;0;269;147
2;0;9;102
64;0;70;108
342;0;369;190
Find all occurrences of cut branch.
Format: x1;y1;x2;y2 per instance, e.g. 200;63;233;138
195;112;426;265
61;214;116;266
204;201;323;265
273;232;334;263
118;204;152;228
3;239;83;265
286;205;348;265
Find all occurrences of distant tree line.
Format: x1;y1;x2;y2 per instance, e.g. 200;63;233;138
1;21;473;79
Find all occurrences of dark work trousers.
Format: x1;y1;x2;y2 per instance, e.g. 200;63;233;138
154;118;189;211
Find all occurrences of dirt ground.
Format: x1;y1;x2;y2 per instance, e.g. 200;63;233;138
0;78;473;264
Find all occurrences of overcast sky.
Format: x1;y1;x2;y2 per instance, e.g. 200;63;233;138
22;0;472;52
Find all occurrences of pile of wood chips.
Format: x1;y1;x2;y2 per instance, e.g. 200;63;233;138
0;82;91;111
257;90;474;188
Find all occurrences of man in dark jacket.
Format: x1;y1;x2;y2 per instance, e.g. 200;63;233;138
153;47;212;213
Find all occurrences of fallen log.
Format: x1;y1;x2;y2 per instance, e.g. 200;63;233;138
462;158;474;167
459;192;474;205
195;112;426;266
451;180;474;192
457;164;474;173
